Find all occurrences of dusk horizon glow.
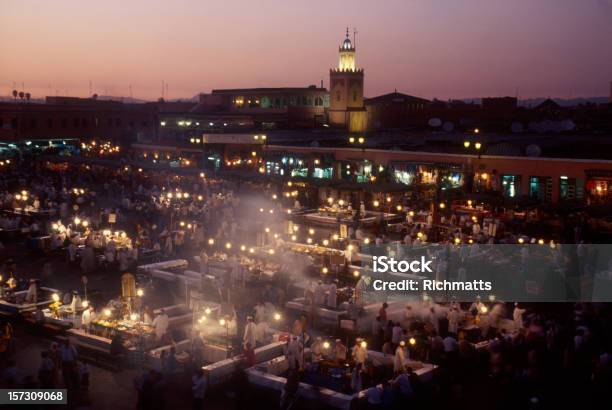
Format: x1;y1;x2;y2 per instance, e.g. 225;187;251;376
2;0;612;101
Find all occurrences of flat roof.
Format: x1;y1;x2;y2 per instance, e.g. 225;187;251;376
211;87;327;94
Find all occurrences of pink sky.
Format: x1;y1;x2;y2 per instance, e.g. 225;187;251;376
1;0;611;101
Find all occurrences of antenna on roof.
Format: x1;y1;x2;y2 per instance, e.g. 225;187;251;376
321;79;323;89
129;84;133;99
89;80;92;97
353;28;358;48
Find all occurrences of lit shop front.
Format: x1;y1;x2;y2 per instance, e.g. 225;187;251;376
389;162;464;189
585;170;612;202
260;153;335;179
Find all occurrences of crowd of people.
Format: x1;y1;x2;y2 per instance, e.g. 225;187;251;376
0;154;610;410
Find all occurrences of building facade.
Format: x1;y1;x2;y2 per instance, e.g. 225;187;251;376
0;96;159;143
328;29;367;133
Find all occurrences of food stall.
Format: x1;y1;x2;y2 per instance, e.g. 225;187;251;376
0;286;61;315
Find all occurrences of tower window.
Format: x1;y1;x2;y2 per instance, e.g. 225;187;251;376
336;91;341;102
353;91;357;102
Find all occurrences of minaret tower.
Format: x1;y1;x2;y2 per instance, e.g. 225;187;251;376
328;28;367;132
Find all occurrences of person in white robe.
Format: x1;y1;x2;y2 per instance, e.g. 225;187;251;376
311;337;323;362
81;306;95;332
25;279;38;303
447;306;461;335
352;339;368;366
354;276;368;306
254;302;266;324
254;321;268;346
393;341;408;374
513;303;526;330
334;339;347;363
69;292;81;319
243;316;257;348
152;310;169;340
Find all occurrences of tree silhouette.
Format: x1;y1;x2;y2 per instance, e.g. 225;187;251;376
18;91;24;101
25;92;31;102
12;90;17;101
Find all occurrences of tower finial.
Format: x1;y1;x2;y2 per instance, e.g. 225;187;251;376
346;27;350;38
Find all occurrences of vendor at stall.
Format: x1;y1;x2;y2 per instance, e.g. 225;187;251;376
352;338;368;366
311;337;324;362
81;305;95;332
25;279;39;303
334;339;347;364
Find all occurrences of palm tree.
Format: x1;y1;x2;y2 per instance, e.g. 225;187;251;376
25;92;31;102
18;91;24;101
12;90;17;101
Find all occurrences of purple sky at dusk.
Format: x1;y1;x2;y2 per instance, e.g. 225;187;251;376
1;0;611;101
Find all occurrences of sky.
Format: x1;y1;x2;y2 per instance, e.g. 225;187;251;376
1;0;611;101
